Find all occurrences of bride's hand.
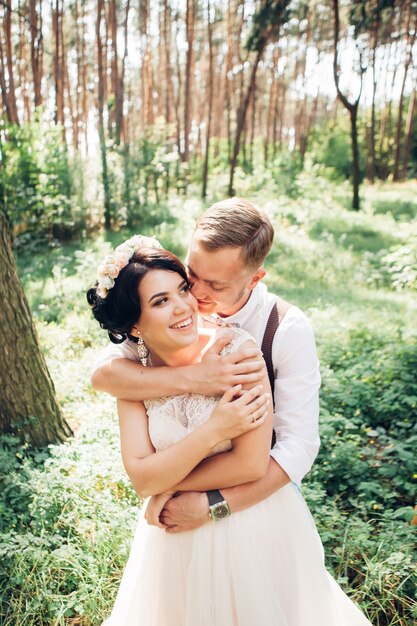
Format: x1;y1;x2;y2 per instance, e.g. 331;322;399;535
145;492;175;528
208;384;270;442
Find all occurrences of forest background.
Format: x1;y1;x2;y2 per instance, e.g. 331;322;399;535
0;0;416;624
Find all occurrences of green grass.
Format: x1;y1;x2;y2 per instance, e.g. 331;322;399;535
1;175;416;625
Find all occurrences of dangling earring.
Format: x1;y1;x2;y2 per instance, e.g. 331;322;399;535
136;333;149;366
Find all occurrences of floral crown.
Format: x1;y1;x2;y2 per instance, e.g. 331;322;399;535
96;234;163;298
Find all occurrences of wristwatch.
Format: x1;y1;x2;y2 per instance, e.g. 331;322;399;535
207;489;231;521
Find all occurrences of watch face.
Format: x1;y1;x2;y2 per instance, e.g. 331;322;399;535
212;502;230;520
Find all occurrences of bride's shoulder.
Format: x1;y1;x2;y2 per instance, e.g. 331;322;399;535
216;327;256;354
197;326;257;357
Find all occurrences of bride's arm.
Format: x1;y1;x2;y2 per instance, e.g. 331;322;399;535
118;384;269;499
170;369;273;493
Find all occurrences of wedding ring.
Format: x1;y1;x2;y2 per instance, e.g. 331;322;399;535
251;413;256;423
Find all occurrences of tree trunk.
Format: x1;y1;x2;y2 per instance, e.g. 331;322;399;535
162;0;173;125
228;44;265;196
17;17;31;121
350;106;360;210
183;0;195;161
29;0;43;107
332;0;363;210
80;0;89;153
249;89;256;167
61;13;76;148
0;211;72;446
202;0;214;198
53;0;65;126
108;0;118;139
0;32;12;121
115;0;130;145
174;13;182;157
264;46;279;164
140;0;154;129
96;0;112;228
393;3;416;181
4;3;19;124
401;85;416;179
368;13;381;183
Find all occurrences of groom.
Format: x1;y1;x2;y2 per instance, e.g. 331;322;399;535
92;197;320;531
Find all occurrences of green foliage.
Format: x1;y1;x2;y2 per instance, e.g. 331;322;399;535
360;239;417;291
308;118;366;182
246;0;291;52
0;118;86;245
1;175;416;625
0;421;138;625
314;329;417;509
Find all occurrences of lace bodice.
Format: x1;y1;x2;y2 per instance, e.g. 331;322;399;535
144;329;252;455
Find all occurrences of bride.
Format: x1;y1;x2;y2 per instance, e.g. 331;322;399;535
87;236;372;626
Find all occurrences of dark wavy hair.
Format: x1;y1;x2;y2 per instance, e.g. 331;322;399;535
87;248;188;344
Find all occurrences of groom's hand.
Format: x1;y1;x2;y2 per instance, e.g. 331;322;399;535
160;492;210;533
195;333;265;395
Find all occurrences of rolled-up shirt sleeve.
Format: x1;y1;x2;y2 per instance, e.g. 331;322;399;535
269;308;320;486
91;339;139;375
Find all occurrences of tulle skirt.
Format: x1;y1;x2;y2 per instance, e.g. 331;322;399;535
102;484;372;625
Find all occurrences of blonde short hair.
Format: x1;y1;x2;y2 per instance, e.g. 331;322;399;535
194;198;274;268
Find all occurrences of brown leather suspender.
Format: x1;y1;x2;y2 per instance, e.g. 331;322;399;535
261;304;280;398
261;298;291;448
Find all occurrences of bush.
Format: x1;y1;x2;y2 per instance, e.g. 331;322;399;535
0;118;86;245
308;119;366;182
360;240;417;291
0;422;139;625
313;328;417;511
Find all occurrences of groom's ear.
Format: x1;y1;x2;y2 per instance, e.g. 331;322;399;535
247;268;266;291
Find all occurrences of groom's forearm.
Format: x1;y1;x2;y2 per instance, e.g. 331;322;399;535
219;457;290;513
174;457;290;512
91;358;201;400
160;458;290;532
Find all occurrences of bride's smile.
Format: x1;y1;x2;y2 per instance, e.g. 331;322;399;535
133;269;200;365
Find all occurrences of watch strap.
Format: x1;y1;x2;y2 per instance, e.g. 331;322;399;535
207;489;225;507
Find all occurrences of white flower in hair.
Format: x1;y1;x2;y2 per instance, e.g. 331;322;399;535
96;234;162;298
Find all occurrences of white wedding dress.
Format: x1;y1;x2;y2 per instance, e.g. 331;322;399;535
102;330;372;626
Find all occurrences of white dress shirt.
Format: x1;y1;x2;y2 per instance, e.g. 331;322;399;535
92;282;321;485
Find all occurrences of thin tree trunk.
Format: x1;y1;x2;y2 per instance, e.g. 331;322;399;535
202;0;214;198
116;0;130;145
183;0;195;161
393;3;416;181
369;35;378;181
0;210;72;446
265;46;279;164
80;0;88;153
17;16;31;121
162;0;173;125
401;84;416;178
174;13;182;157
4;3;19;124
249;89;256;167
229;44;265;196
0;31;12;121
140;0;154;128
29;0;43;107
53;0;64;126
109;0;118;138
74;0;81;150
333;0;363;210
96;0;112;228
61;12;76;148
